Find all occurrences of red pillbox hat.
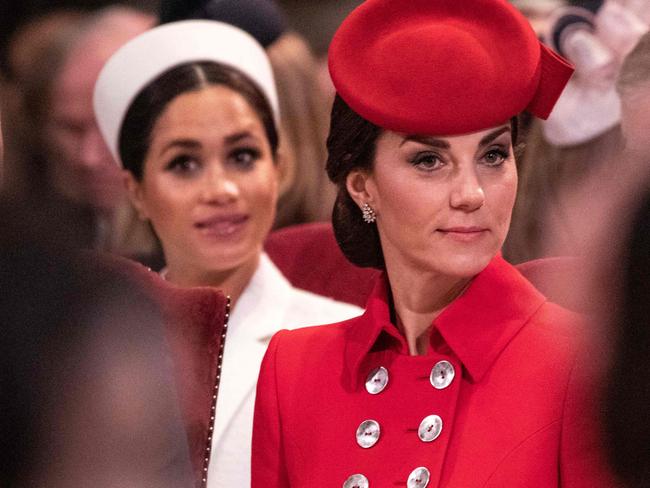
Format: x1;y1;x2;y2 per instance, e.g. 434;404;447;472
328;0;574;135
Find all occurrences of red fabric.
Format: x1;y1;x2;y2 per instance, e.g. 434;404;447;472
252;255;616;487
85;253;227;488
328;0;574;135
264;222;379;307
516;256;587;313
265;222;580;311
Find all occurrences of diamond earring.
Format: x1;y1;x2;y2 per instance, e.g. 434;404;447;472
361;203;376;224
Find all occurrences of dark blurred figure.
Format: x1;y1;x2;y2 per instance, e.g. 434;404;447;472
601;29;650;487
160;0;338;229
603;182;650;487
0;5;156;252
0;198;193;488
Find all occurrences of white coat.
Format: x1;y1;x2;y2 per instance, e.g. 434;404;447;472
206;253;362;487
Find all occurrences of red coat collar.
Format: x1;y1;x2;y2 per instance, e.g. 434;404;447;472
344;255;547;388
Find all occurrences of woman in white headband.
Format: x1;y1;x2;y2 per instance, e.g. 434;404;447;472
93;20;361;488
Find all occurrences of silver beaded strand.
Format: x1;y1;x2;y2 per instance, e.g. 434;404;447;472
201;296;231;487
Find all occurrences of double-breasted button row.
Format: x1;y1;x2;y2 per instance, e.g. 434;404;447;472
355;414;443;448
365;360;456;395
350;361;450;487
343;467;430;488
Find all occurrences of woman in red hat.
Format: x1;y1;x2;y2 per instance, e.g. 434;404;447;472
252;1;616;486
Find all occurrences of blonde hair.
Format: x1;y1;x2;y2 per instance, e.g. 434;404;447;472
617;31;650;99
266;31;337;228
504;120;623;263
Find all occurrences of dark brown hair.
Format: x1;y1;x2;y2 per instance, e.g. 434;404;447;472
326;95;384;269
119;60;279;180
326;94;520;270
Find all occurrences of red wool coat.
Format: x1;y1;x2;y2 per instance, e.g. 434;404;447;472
252;255;617;487
86;253;227;487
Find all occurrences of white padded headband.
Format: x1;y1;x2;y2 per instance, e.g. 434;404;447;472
93;20;279;166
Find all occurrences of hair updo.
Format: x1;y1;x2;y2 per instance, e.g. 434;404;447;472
326;95;384;269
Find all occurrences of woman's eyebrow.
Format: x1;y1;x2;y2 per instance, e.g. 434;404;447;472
224;131;256;145
400;135;450;149
478;125;511;147
400;125;512;149
159;139;200;157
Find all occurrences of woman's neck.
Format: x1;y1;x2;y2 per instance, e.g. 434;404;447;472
386;262;472;356
164;253;261;308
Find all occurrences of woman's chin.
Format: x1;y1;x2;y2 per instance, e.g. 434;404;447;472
197;246;260;275
427;251;496;279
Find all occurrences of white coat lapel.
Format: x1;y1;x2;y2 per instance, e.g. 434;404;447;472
212;254;293;447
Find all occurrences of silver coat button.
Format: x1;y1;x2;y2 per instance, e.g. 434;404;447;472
418;415;443;442
356;419;381;448
407;467;430;488
365;366;389;394
430;360;455;389
343;473;369;488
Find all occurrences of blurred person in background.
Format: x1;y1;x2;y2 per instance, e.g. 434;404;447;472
617;30;650;157
504;122;623;263
505;0;648;263
0;6;155;252
511;0;564;37
42;7;153;214
0;110;3;181
1;11;98;246
602;182;650;487
159;0;338;229
42;7;154;257
554;26;650;485
93;20;361;487
0;199;194;488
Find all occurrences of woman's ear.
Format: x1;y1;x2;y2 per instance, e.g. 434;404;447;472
346;169;374;209
123;170;149;221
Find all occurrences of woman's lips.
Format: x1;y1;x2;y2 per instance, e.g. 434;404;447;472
437;227;488;241
194;214;249;238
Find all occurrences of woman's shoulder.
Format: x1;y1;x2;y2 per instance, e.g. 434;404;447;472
268;313;363;359
516;299;597;368
527;299;587;339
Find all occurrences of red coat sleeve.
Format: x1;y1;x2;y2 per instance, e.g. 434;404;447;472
252;330;290;488
559;342;620;487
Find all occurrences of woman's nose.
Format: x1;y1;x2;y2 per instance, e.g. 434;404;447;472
199;166;239;204
449;166;485;211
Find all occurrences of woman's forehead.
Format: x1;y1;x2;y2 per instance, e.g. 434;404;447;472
153;86;263;132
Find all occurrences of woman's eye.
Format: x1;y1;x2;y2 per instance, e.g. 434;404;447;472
230;147;261;169
410;152;444;171
482;148;509;167
166;155;200;174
